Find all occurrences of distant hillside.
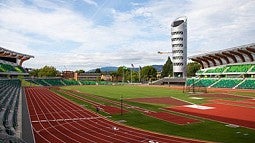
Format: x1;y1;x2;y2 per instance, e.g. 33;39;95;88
88;65;163;72
88;66;118;72
152;65;163;72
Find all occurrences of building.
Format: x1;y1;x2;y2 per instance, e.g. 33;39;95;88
74;72;101;81
171;16;187;78
61;71;74;79
0;47;34;77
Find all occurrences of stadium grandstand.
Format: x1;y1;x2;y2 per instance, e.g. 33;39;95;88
25;77;113;86
0;47;33;77
0;47;34;142
187;43;255;90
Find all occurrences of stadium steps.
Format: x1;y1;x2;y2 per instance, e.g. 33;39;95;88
236;78;255;89
233;79;246;89
208;78;221;88
247;65;255;73
60;80;66;86
222;67;229;73
77;80;82;85
150;78;165;85
211;78;242;88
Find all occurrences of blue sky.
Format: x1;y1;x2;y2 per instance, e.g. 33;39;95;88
0;0;254;71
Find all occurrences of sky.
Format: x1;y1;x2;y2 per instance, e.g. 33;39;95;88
0;0;254;71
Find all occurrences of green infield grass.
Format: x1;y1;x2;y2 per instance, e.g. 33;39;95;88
62;85;206;104
56;85;255;143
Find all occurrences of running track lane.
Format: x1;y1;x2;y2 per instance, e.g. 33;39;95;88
168;103;255;129
25;87;208;143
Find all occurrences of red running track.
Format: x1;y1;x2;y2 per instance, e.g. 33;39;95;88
167;103;255;129
128;97;190;106
146;112;200;125
25;87;207;143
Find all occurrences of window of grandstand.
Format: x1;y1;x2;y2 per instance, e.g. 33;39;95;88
172;44;183;47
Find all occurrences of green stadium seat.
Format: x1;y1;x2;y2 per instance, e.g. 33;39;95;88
205;66;226;74
62;79;80;85
225;64;252;73
236;79;255;89
212;78;242;88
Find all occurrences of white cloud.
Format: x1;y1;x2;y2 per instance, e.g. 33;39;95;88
81;0;98;7
0;0;254;71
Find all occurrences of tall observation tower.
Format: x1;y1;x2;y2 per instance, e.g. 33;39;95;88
171;16;187;78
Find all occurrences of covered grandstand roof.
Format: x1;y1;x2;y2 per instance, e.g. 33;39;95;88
189;43;255;69
0;46;34;65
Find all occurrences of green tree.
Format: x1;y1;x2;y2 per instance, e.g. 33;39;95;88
141;66;157;82
187;62;201;77
161;56;173;77
29;69;40;77
95;68;101;73
38;66;58;77
75;69;85;73
116;66;130;82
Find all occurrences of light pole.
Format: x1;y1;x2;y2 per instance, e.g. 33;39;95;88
122;68;124;84
139;66;141;83
122;66;127;84
120;95;123;116
130;68;132;84
131;64;135;84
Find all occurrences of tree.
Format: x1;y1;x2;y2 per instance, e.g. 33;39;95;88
29;69;40;77
116;66;130;82
161;56;173;77
141;66;157;82
95;68;101;73
38;66;58;77
187;62;201;77
75;69;85;73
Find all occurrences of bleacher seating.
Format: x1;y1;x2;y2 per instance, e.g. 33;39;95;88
249;66;255;72
186;78;199;86
236;79;255;89
62;79;80;85
212;78;242;88
205;67;226;74
43;79;65;86
0;79;21;135
80;80;97;85
32;79;49;86
26;78;82;86
194;78;218;87
225;64;252;73
0;63;26;73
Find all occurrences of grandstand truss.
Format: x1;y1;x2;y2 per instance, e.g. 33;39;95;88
189;43;255;69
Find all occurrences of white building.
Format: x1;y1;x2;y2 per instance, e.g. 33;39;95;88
171;16;187;78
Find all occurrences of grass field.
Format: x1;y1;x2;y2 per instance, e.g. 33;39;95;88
58;85;255;143
63;85;206;104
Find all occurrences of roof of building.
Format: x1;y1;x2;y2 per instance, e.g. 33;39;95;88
189;43;255;69
0;46;34;60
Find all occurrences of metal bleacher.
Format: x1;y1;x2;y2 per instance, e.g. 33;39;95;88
0;79;27;143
